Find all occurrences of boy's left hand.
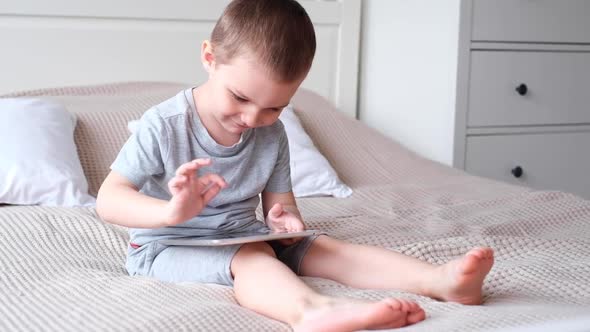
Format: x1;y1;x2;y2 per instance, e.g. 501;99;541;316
266;203;305;245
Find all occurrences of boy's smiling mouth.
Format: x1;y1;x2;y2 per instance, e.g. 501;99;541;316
228;120;250;133
233;120;250;129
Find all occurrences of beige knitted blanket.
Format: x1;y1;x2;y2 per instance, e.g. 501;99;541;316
1;83;589;331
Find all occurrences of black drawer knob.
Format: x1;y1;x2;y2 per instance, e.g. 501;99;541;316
511;166;524;178
515;83;528;96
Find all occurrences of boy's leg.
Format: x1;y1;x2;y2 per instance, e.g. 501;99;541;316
230;241;426;331
300;236;494;305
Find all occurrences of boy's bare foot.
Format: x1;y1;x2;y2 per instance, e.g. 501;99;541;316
431;247;494;305
292;297;425;332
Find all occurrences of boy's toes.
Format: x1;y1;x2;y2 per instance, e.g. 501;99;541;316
407;306;426;324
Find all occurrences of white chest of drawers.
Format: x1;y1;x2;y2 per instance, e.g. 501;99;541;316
454;0;590;199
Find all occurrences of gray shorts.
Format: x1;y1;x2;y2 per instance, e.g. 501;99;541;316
126;235;321;286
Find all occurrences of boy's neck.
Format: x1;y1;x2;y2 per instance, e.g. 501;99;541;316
192;85;242;147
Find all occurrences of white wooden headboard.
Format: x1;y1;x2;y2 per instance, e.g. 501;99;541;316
0;0;361;117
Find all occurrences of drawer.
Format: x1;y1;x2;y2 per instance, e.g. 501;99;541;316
472;0;590;43
468;51;590;127
465;131;590;199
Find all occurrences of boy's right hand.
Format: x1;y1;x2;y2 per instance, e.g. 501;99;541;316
164;158;226;226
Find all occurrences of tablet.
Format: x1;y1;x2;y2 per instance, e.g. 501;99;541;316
157;229;322;246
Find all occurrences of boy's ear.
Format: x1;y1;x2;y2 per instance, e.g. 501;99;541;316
201;40;215;73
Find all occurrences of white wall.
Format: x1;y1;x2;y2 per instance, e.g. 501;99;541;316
358;0;461;165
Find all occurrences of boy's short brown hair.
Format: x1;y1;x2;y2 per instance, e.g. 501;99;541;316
211;0;316;82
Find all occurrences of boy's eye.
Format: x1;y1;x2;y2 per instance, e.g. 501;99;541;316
231;93;248;103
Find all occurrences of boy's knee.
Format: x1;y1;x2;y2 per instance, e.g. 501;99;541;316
231;242;277;276
235;241;276;259
311;234;342;251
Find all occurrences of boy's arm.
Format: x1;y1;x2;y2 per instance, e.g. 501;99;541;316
97;159;226;229
96;170;169;229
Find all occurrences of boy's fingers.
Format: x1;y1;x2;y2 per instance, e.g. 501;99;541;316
269;203;283;218
168;177;185;196
175;158;212;176
289;222;303;232
202;184;222;205
168;175;187;189
198;173;227;191
290;219;305;232
175;163;198;176
191;158;212;168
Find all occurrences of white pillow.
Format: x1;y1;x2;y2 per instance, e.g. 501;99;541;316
0;98;96;206
279;105;352;198
127;105;352;198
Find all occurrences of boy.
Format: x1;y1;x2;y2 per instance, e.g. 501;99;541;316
97;0;494;331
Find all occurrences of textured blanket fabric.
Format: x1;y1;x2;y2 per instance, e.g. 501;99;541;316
1;83;589;331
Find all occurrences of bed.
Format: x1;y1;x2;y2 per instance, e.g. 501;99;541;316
1;81;590;332
2;1;590;331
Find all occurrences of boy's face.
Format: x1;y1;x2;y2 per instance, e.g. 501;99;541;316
203;43;305;136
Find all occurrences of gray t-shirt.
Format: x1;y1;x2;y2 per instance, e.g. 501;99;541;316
111;88;292;245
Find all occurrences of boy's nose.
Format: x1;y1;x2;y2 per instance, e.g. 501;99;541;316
242;109;261;127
